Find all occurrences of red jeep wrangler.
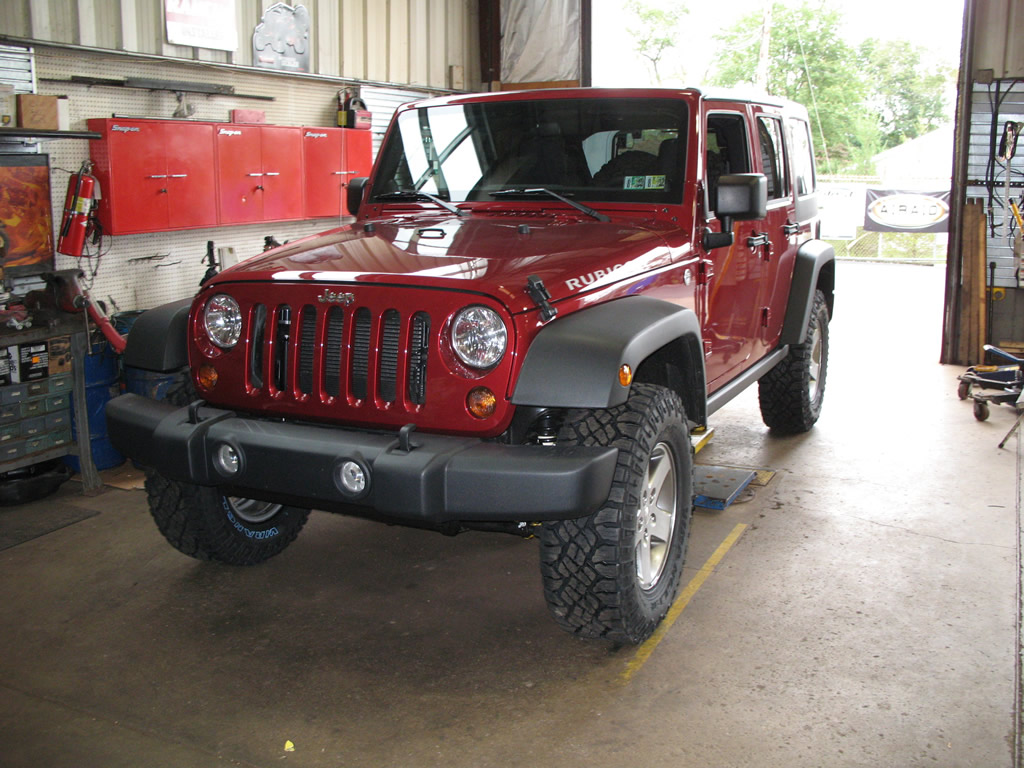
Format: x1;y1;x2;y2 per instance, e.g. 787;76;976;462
108;88;834;644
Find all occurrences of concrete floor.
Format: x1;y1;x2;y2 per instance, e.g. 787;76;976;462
0;261;1021;768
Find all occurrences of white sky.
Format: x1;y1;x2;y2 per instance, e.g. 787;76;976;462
591;0;966;88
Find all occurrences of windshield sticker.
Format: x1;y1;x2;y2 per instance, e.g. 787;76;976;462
623;175;667;190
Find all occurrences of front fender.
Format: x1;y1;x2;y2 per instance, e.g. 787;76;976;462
779;240;835;345
511;296;706;416
122;298;192;372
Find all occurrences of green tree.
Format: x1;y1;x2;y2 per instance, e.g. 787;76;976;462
626;1;688;84
858;39;952;149
709;1;875;173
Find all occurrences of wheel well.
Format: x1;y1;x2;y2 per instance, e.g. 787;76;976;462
633;334;707;426
816;259;836;319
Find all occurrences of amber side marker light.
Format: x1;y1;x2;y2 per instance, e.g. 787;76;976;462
198;365;219;391
467;387;497;419
619;364;633;387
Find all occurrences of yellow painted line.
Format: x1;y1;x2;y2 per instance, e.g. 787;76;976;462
620;522;748;684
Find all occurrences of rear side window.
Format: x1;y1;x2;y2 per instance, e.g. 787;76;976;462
787;118;816;197
757;116;789;200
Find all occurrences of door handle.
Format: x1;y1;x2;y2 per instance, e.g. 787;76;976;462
747;232;772;262
783;221;801;235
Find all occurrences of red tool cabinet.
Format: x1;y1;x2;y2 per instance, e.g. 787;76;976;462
302;127;374;218
88;119;372;234
88;118;217;234
216;124;304;224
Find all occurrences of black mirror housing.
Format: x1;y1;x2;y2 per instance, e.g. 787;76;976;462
347;177;369;216
715;173;768;221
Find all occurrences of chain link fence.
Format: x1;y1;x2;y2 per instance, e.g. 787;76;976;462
825;228;947;262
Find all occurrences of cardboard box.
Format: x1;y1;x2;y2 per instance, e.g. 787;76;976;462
231;109;266;123
16;94;59;130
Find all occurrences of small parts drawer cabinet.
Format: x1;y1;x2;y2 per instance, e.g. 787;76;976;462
0;374;74;464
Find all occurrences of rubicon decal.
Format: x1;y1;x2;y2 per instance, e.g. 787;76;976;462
565;264;626;291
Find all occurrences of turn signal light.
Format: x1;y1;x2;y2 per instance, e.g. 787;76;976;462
198;364;219;391
467;386;497;419
619;364;633;387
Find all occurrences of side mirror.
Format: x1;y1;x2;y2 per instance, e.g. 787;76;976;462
704;173;768;250
347;177;369;216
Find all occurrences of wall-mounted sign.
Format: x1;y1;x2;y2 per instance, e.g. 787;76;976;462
818;183;866;240
253;3;311;74
864;189;950;233
165;0;238;52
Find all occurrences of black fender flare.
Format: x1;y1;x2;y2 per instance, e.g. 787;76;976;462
779;239;835;346
511;296;707;423
122;298;192;372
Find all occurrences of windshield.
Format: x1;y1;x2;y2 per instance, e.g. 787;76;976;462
371;97;689;206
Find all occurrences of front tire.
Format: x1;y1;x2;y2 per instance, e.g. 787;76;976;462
143;375;309;565
539;383;694;644
758;288;830;433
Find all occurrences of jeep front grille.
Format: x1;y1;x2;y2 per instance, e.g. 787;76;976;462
247;303;431;406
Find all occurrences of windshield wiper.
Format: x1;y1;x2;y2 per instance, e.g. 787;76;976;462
489;188;610;222
375;189;468;217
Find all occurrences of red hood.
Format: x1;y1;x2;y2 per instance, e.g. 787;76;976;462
210;213;686;314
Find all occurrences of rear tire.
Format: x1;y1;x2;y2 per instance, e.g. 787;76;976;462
758;289;829;433
539;383;694;644
143;376;309;565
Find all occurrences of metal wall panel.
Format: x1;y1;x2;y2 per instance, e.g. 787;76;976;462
965;80;1024;287
973;0;1024;79
3;0;480;87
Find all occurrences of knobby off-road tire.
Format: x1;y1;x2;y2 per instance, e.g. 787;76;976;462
758;288;830;434
143;375;309;565
539;383;694;644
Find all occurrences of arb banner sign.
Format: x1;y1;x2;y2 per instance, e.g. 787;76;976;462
864;189;950;233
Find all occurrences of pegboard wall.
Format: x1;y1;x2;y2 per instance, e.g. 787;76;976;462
966;79;1024;288
25;46;428;313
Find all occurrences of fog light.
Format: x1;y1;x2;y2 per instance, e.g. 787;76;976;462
338;460;368;496
466;386;497;419
214;443;240;476
619;364;633;387
198;364;219;391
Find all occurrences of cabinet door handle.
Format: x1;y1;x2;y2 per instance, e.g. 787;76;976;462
247;172;264;177
147;174;167;179
332;170;356;175
264;172;281;176
169;174;188;178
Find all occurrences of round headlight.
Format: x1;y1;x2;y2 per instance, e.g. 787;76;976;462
451;306;507;369
204;294;242;349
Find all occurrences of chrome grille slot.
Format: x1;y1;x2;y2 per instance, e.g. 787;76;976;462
379;310;401;403
273;305;291;392
249;304;266;389
297;305;317;395
350;307;372;400
323;306;345;397
408;312;430;405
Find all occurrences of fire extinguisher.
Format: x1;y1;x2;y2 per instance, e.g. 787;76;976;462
57;160;99;257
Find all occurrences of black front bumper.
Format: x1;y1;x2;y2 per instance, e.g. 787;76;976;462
106;394;618;524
